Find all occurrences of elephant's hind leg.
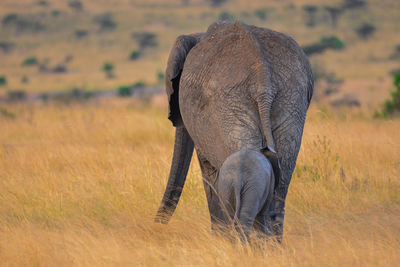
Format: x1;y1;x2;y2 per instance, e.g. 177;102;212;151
196;151;224;232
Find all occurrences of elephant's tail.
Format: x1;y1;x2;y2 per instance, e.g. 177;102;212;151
155;126;194;224
257;92;282;189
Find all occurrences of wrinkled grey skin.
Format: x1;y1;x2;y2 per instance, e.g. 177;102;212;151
214;148;275;242
155;21;313;241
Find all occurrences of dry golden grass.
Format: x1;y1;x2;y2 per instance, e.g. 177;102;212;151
0;99;399;266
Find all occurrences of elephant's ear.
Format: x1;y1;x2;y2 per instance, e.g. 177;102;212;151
166;33;203;126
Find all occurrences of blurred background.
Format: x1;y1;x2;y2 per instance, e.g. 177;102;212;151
0;0;399;112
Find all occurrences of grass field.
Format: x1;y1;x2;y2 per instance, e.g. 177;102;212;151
0;99;399;266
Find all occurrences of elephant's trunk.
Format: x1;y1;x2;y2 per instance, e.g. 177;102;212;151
155;126;194;224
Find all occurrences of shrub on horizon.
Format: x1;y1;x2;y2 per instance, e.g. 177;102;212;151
302;36;345;56
355;23;376;39
129;50;141;60
0;76;6;86
375;72;400;118
22;57;38;66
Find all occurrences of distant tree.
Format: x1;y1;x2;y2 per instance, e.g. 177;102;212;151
102;62;115;78
8;90;26;101
133;81;146;87
51;10;61;17
157;71;165;83
303;5;318;27
0;42;15;53
68;0;83;11
75;29;89;39
324;6;343;29
132;32;158;50
208;0;227;8
302;36;345;56
22;56;38;66
254;8;268;21
118;86;132;97
2;14;45;33
342;0;366;10
94;13;117;32
218;11;234;22
355;23;376;39
38;1;49;7
2;13;18;26
129;50;141;60
0;76;6;86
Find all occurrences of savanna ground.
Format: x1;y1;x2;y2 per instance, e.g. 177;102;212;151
0;99;399;266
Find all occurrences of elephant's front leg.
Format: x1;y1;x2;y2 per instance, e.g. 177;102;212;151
196;150;222;232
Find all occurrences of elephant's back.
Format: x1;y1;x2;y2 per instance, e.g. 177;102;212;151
179;22;266;168
247;25;313;126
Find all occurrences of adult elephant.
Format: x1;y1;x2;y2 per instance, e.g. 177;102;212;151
155;21;313;241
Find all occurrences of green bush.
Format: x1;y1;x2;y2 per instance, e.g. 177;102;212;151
2;13;18;26
68;0;83;11
38;1;49;6
132;32;158;49
102;62;114;78
355;23;376;39
51;10;61;17
321;36;345;50
132;81;146;88
0;76;6;86
102;62;114;72
208;0;227;7
302;35;345;56
118;86;132;97
0;41;15;53
254;8;268;21
375;72;400;118
342;0;366;10
157;71;165;83
303;5;318;27
94;13;116;31
75;29;88;39
8;90;26;101
22;56;38;66
218;11;234;22
324;6;343;29
129;50;141;60
2;14;45;33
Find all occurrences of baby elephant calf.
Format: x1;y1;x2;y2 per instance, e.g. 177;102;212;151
213;148;275;242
